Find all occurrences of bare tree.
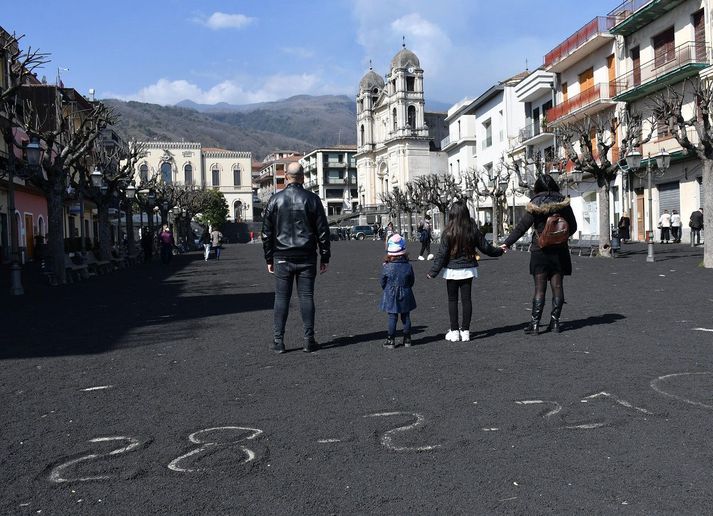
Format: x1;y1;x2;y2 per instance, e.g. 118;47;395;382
559;112;652;257
23;90;116;284
461;165;512;242
411;173;460;231
0;32;50;105
652;81;713;267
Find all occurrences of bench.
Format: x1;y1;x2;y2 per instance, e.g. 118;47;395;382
85;252;112;275
64;254;89;283
570;234;599;257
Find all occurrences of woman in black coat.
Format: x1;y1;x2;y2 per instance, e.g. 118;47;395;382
501;175;577;335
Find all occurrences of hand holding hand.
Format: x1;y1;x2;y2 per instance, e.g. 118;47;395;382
499;244;509;253
267;263;274;274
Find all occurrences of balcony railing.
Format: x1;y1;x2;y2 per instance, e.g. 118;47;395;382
518;123;553;144
546;83;616;123
544;16;617;69
608;0;687;36
608;0;651;18
441;135;451;148
612;41;711;101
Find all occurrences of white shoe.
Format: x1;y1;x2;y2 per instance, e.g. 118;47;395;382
427;254;434;260
460;330;470;342
418;256;425;261
445;330;460;342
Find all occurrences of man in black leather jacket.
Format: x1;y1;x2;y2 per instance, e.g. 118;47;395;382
262;162;331;353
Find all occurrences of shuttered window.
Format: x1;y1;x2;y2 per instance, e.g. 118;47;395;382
694;9;706;61
658;181;680;215
653;27;675;68
632;46;641;86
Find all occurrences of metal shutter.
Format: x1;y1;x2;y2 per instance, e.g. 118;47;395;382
658;181;680;214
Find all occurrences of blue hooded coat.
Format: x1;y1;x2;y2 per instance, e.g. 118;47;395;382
378;256;417;313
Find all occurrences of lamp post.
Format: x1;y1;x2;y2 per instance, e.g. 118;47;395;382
625;149;670;262
125;184;136;255
3;135;42;295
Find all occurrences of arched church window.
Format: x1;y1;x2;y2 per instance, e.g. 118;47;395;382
392;108;397;132
407;105;416;129
160;162;172;184
406;76;415;92
139;164;148;183
212;167;220;186
184;164;193;185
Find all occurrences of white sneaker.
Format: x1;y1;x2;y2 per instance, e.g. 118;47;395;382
427;254;434;260
418;255;425;261
459;330;470;342
445;330;460;342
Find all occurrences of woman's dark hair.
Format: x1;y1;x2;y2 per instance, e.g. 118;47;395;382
444;201;476;258
534;174;560;194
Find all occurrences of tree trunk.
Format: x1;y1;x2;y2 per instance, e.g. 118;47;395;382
97;205;112;260
492;196;499;243
598;184;612;257
126;204;135;256
703;159;713;268
407;212;413;241
46;182;66;285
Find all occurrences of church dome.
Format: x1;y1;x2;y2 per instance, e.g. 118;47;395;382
390;47;420;70
359;69;385;92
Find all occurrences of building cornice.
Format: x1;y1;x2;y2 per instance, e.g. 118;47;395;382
140;141;201;149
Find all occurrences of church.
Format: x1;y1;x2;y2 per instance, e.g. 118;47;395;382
355;45;447;208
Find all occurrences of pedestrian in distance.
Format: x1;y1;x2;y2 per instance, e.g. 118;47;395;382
379;234;417;349
158;225;174;265
501;175;578;335
670;209;682;243
384;221;395;246
658;209;671;243
426;201;503;342
418;214;434;261
689;207;703;246
200;227;211;261
140;227;153;263
262;162;331;354
210;227;224;259
618;212;631;243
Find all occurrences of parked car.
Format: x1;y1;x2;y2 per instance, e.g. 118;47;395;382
351;225;375;240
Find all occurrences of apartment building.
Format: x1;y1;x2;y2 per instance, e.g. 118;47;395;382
300;146;358;216
254;150;304;210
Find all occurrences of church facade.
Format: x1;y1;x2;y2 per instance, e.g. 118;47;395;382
355;46;447;208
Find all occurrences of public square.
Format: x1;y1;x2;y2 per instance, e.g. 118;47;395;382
2;240;712;514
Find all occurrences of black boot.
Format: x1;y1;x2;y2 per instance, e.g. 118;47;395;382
403;334;412;347
524;299;545;335
547;297;564;333
384;336;396;349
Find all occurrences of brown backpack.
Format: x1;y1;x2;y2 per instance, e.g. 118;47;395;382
537;213;570;248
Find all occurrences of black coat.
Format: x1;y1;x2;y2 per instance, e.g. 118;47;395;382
428;226;503;278
262;183;331;264
690;210;704;229
503;193;578;252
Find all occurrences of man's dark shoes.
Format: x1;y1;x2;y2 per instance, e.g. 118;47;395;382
384;336;396;349
272;340;285;354
303;339;319;353
403;334;412;347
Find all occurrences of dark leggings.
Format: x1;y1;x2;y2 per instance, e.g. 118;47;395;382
446;278;473;331
533;272;564;303
388;312;411;337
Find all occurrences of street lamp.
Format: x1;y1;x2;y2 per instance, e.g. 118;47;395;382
3;134;43;295
90;166;103;187
625;149;670;262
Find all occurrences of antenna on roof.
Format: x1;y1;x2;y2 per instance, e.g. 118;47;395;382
369;59;373;70
525;58;529;72
402;35;406;48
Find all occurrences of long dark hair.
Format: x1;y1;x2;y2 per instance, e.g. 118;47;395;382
444;201;476;257
534;174;560;194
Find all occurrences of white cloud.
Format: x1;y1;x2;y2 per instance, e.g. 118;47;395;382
280;47;315;59
193;12;255;30
103;73;350;106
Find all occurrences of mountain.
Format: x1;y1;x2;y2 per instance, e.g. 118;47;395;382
104;95;358;160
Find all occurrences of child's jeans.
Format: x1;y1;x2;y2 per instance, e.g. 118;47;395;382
388;312;411;337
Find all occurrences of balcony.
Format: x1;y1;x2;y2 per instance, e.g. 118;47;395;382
609;0;687;37
517;123;554;147
441;135;451;149
441;133;477;152
514;69;555;103
544;16;617;73
612;42;711;102
326;161;346;168
546;83;617;124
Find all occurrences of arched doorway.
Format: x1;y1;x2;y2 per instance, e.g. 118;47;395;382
234;200;243;222
160;162;172;184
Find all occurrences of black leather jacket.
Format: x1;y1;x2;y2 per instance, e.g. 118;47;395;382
262;183;331;264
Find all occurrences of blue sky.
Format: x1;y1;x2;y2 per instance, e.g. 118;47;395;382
5;0;614;107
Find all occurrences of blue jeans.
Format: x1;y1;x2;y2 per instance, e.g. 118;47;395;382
273;259;317;343
388;312;411;337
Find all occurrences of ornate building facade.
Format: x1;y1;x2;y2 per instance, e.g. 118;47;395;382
355;46;447;207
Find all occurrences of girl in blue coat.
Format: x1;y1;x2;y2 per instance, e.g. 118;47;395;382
379;234;417;349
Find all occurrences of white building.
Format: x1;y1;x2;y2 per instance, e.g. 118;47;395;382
355;46;447;208
136;142;253;222
300;146;358;216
